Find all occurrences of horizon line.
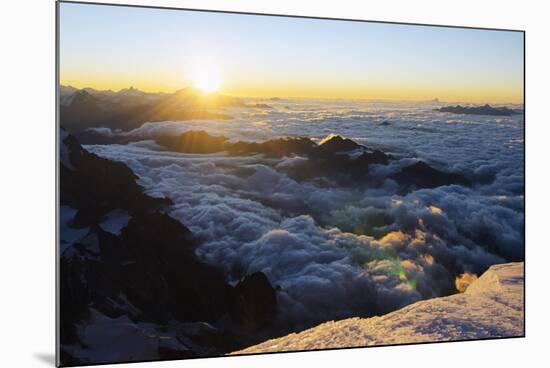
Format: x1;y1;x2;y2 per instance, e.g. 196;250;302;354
59;83;524;106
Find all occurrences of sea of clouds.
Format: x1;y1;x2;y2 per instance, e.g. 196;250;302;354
85;99;524;330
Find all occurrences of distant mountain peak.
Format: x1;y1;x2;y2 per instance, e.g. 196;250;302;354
82;87;99;94
118;86;144;96
434;104;521;116
73;89;93;99
319;134;363;153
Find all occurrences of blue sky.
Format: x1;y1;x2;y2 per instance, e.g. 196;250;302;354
59;2;524;102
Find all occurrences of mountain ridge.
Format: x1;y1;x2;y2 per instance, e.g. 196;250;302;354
59;86;241;133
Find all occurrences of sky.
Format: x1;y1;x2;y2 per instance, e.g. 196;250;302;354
59;2;524;103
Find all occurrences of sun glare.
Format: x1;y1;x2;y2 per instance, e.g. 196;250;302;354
190;65;222;93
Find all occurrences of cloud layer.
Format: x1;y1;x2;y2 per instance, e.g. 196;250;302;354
86;99;524;329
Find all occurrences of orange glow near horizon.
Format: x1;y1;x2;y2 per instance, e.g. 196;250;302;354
60;74;524;104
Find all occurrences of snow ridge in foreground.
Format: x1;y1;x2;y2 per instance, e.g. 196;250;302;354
232;262;524;354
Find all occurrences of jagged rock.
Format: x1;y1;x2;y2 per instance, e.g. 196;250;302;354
153;132;392;185
59;131;279;364
60;86;239;132
227;137;318;157
60;133;170;226
284;143;391;184
235;272;277;331
434;104;522;116
155;130;228;153
319;134;364;153
60;90;111;132
391;161;469;190
74;127;465;194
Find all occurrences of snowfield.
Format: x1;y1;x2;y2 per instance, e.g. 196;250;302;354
232;262;524;354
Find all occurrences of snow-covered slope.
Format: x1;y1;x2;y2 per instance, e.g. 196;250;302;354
232;262;524;354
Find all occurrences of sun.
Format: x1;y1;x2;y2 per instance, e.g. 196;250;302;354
190;65;222;94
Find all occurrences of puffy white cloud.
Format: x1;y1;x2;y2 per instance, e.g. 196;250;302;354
84;99;523;327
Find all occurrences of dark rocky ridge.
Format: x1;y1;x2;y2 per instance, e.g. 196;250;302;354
61;133;171;224
228;136;319;157
60;87;243;133
390;161;470;190
434;104;523;116
77;129;471;191
59;130;278;365
155;130;228;153
146;130;469;190
318;134;363;153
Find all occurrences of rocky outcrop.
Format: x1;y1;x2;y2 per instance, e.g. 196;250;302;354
148;131;467;190
231;262;524;354
234;272;278;333
59;130;278;365
60;90;112;132
60;132;171;227
283;147;390;184
318;134;363;153
60;86;240;132
76;129;470;192
155;130;229;154
228;137;318;157
391;161;470;190
434;104;522;116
